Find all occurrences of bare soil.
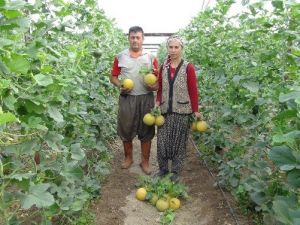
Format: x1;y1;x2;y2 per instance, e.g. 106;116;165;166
91;135;253;225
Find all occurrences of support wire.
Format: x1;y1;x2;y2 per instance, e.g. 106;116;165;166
189;137;241;225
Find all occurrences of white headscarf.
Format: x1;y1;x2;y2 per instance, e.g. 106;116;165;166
166;35;184;47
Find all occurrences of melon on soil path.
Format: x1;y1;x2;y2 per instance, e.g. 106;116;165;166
91;135;253;225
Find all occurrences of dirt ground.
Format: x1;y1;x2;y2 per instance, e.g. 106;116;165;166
91;134;253;225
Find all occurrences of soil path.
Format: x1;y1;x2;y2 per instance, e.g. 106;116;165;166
92;135;252;225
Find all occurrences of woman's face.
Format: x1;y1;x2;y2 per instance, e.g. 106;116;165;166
167;39;182;60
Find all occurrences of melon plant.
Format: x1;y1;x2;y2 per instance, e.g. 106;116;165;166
0;0;126;223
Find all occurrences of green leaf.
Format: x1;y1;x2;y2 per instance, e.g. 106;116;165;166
287;169;300;188
232;75;243;84
269;146;298;170
293;150;300;163
45;132;64;151
273;109;297;122
13;178;30;191
272;0;283;10
71;143;85;161
4;53;30;74
279;91;300;103
290;208;300;225
290;86;300;92
287;130;300;139
242;81;259;93
291;48;300;57
280;164;296;171
47;106;64;123
273;199;293;224
21;183;55;209
230;177;239;187
24;100;44;114
27;116;47;131
0;60;9;74
0;0;5;7
7;216;20;225
34;74;53;86
250;191;267;205
60;162;84;182
3;95;16;110
40;65;53;74
0;38;14;46
11;172;35;181
3;0;25;10
2;9;23;19
69;201;84;212
273;131;300;145
3;139;39;155
0;21;18;30
0;78;10;89
255;97;267;105
0;112;17;125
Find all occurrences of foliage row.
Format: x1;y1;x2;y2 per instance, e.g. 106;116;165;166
0;0;126;223
181;0;299;224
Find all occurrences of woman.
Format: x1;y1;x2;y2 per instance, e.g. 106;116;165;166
156;35;202;182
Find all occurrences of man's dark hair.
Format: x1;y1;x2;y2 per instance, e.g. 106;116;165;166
128;26;144;36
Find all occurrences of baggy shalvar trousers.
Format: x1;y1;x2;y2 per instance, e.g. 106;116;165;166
157;113;190;174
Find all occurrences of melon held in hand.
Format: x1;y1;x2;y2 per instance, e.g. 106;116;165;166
122;78;134;90
144;73;157;86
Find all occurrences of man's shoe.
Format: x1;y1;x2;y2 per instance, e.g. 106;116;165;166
121;159;133;169
139;163;151;175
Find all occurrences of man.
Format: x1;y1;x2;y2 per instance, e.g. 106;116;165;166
110;26;159;175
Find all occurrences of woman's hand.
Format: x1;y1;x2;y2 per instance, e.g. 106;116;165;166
194;112;203;120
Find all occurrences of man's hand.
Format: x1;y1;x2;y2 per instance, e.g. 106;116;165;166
120;85;132;93
146;82;158;91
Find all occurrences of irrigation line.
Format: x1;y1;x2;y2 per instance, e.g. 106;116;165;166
189;137;241;225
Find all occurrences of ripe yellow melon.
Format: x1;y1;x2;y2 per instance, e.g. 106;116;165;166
169;198;181;210
150;193;159;205
196;121;208;132
136;187;147;201
144;73;157;86
122;79;134;90
191;121;197;131
156;198;169;212
143;113;155;126
155;115;165;127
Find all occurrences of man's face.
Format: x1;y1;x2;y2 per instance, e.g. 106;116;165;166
129;31;144;52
